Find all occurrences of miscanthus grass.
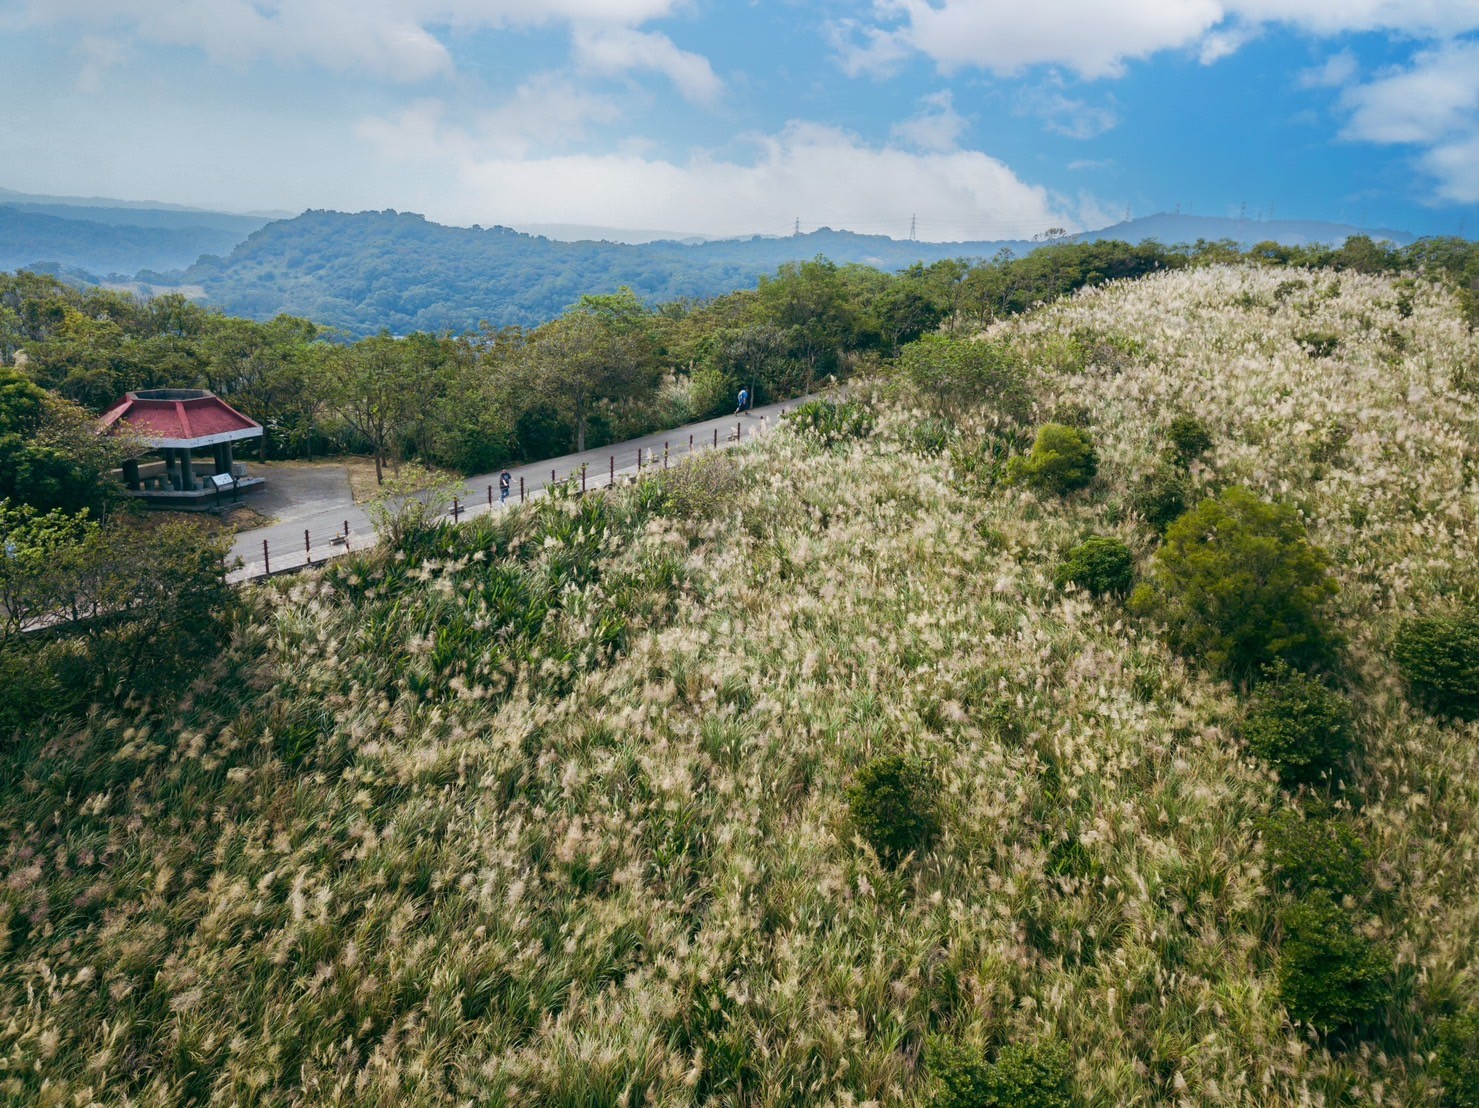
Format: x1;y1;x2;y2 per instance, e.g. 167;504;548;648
0;265;1474;1105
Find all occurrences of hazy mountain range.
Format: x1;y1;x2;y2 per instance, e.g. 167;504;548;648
0;187;1424;335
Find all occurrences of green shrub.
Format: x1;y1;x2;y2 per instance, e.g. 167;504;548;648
846;753;940;867
784;398;874;446
1297;331;1341;358
1277;893;1392;1036
1261;806;1370;900
897;334;1031;420
687;364;735;420
649;453;745;522
1393;610;1479;721
1008;423;1098;495
1435;1005;1479;1107
1242;662;1354;786
1130;467;1189;531
1165;414;1213;465
931;1038;1075;1108
1129;487;1339;678
1055;536;1134;597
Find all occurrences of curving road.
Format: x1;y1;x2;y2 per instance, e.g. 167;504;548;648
229;397;800;581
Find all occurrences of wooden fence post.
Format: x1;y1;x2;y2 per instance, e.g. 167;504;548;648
581;464;587;494
304;529;311;564
263;539;270;575
664;442;669;469
609;455;615;487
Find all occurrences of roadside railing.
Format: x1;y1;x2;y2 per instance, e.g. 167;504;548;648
231;412;785;583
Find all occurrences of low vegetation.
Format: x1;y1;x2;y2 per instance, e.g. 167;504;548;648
0;260;1476;1104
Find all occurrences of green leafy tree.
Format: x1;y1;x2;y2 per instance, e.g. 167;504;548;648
1130;466;1189;531
0;366;134;515
1242;661;1354;786
1009;424;1098;495
1165;414;1213;465
332;334;418;484
897;334;1030;419
1130;487;1339;678
528;292;660;452
1434;1005;1479;1107
1393;609;1479;721
931;1039;1076;1108
1054;536;1135;597
1277;893;1392;1037
1260;806;1370;901
846;753;940;867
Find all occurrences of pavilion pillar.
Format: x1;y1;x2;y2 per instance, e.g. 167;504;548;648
122;458;140;491
223;441;235;474
179;449;194;491
164;449;179;490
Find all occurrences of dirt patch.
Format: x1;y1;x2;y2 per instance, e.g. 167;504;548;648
341;459;383;503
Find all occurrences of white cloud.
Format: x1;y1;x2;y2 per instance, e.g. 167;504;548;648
1422;131;1479;203
14;0;695;83
840;0;1226;80
889;90;969;151
1299;50;1359;90
571;25;723;103
1015;82;1118;139
1340;39;1479;144
355;76;623;160
1337;39;1479;203
839;0;1479;80
358;116;1073;238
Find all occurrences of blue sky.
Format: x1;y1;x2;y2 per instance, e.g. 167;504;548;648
1;0;1476;240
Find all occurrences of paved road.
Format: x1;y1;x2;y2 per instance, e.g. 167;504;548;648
229;397;801;581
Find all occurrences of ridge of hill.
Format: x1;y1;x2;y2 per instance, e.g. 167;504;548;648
3;263;1475;1103
153;208;1419;336
0;205;267;278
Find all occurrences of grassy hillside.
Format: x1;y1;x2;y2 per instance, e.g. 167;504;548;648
1;265;1476;1104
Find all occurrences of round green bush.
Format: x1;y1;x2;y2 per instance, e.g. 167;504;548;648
1130;467;1188;531
1393;610;1479;721
1165;414;1213;465
1009;423;1098;496
931;1039;1075;1108
1129;487;1339;678
1435;1005;1479;1107
846;753;940;867
1277;893;1392;1036
1242;661;1354;786
1055;536;1135;597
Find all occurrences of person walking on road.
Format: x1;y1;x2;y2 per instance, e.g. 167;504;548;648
736;387;750;415
499;469;512;503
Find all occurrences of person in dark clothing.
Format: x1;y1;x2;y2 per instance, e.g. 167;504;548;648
499;470;512;503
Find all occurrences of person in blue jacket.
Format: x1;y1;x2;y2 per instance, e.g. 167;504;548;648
736;387;750;414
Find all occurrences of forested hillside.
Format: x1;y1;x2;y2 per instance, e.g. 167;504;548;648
1;261;1476;1104
0;207;257;279
159;209;1420;337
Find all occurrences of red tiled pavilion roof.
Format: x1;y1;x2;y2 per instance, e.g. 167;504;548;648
98;389;262;448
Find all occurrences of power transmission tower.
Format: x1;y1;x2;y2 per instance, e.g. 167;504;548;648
909;213;917;241
794;217;801;237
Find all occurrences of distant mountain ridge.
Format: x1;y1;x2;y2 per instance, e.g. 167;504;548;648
0;186;1429;334
153;208;1418;336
